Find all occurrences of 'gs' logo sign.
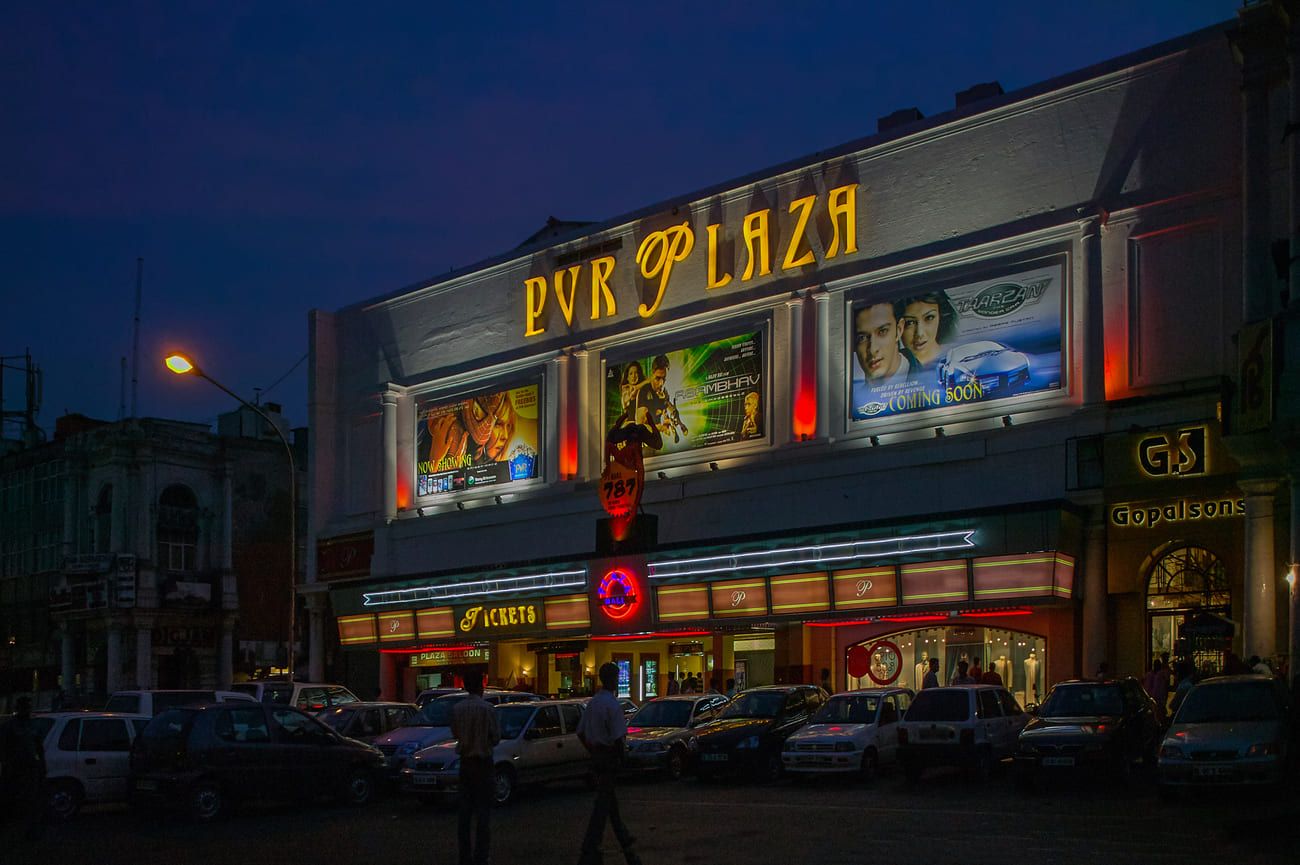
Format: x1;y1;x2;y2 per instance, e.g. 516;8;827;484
1138;426;1206;478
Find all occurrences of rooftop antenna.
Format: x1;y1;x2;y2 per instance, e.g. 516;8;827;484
131;257;142;418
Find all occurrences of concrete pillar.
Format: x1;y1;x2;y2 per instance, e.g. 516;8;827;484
1288;473;1299;682
307;592;327;682
105;625;123;694
1241;480;1278;659
135;622;153;689
1079;216;1106;405
379;651;399;701
381;388;399;521
554;351;573;481
574;348;594;479
1081;509;1108;677
785;294;805;444
60;626;75;694
812;290;831;440
218;621;235;689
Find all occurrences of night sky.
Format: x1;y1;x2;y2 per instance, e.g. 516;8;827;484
2;1;1237;437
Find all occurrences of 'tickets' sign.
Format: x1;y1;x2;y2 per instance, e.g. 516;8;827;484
454;601;543;637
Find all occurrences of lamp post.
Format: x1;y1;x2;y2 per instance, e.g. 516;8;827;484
165;353;297;680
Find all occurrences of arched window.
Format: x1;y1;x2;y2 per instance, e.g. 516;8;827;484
94;485;112;554
157;485;198;572
1145;545;1230;670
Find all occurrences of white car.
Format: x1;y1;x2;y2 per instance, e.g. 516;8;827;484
40;711;151;819
782;688;912;779
227;681;360;713
103;689;256;716
897;685;1028;781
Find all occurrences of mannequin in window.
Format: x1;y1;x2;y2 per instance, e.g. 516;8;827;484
1023;651;1040;702
914;652;929;691
994;655;1013;688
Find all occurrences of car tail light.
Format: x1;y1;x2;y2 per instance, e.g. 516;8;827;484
960;729;974;747
897;728;908;746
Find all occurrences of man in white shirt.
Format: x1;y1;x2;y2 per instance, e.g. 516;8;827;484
577;662;640;865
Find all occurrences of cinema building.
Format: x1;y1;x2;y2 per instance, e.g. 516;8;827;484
306;12;1300;704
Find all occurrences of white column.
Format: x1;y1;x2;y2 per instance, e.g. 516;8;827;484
1241;480;1278;659
1081;508;1108;677
812;290;831;441
135;621;153;689
785;294;805;444
60;626;75;694
307;592;327;683
105;625;123;694
554;351;572;480
381;388;399;521
573;348;594;480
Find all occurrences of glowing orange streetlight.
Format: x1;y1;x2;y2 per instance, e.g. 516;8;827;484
165;352;298;680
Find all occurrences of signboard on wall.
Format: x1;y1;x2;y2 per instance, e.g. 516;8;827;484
453;600;544;637
605;331;765;458
1103;422;1235;488
317;532;374;582
587;557;655;634
415;382;540;497
899;560;969;606
849;261;1063;422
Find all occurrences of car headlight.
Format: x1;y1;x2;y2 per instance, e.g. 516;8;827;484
1246;742;1279;757
1159;744;1184;759
736;736;760;750
833;742;854;753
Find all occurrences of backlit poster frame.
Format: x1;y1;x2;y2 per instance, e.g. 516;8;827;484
846;253;1068;427
414;376;544;500
604;324;769;463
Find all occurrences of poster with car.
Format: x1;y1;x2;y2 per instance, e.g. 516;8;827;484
848;261;1064;422
605;330;765;457
415;383;540;497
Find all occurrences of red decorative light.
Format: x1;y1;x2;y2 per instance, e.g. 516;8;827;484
597;568;641;621
807;619;878;629
379;644;480;655
590;630;712;642
959;609;1033;618
878;615;949;623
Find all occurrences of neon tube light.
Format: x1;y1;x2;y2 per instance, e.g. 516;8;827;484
379;644;483;655
647;530;975;580
363;569;586;607
589;630;713;642
958;609;1033;618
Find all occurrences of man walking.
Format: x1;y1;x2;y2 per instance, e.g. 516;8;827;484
0;696;47;841
577;662;641;865
450;673;501;865
921;657;940;690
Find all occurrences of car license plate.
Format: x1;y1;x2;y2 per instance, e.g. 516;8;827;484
135;779;159;792
1194;766;1230;778
919;728;947;741
412;774;440;786
1041;757;1075;767
702;753;729;762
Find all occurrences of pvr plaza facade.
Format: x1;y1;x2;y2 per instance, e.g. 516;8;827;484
306;17;1300;705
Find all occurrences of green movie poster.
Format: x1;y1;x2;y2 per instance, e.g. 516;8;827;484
606;331;765;457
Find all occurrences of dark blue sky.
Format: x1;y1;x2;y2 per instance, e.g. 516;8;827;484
2;1;1237;436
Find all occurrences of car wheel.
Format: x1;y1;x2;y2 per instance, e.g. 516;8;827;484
859;749;878;783
666;747;687;781
188;780;224;822
342;768;376;807
492;766;516;806
47;779;83;821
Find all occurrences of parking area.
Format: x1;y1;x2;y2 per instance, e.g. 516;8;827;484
9;765;1298;865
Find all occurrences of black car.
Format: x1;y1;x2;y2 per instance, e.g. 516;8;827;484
691;685;825;782
624;694;730;779
129;701;385;820
317;701;418;745
1014;678;1160;784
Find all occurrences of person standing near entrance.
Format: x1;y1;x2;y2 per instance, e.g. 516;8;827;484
0;696;47;842
577;662;641;865
666;672;679;695
921;657;940;689
450;673;501;865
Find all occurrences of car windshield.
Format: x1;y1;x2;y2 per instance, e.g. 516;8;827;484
905;691;970;722
629;701;693;728
409;694;466;727
813;695;879;724
1039;685;1123;717
721;692;784;719
496;704;535;740
1175;682;1281;724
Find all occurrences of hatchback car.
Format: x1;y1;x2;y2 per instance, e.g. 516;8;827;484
692;685;825;782
782;688;912;780
318;702;418;745
1015;678;1159;784
129;701;384;820
401;699;590;804
227;681;360;713
897;685;1028;781
371;690;540;778
40;711;150;819
1157;675;1294;793
624;694;729;779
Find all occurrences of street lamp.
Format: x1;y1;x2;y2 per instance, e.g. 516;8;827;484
165;353;297;680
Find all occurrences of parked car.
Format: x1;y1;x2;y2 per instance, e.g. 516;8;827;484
1015;678;1159;784
1157;675;1294;794
104;690;256;716
624;694;729;779
897;685;1028;782
38;711;150;819
129;701;384;820
318;702;418;745
371;689;540;778
618;697;639;719
936;340;1031;391
692;685;825;782
401;699;590;804
227;681;360;712
782;688;912;780
415;687;463;708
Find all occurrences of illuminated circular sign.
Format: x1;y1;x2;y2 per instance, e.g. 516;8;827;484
597;568;641;621
865;640;903;686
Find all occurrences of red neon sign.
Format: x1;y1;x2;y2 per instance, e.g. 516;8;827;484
597;568;641;621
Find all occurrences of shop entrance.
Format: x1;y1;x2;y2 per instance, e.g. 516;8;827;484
846;625;1047;706
1144;544;1231;675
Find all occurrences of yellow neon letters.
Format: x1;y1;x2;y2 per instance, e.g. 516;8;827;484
706;223;732;289
741;209;771;281
636;221;694;318
782;195;817;270
590;255;617;319
825;183;858;259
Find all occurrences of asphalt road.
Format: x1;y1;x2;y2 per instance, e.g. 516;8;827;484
5;765;1297;865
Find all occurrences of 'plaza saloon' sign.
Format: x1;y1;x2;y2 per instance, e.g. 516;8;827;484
454;600;543;636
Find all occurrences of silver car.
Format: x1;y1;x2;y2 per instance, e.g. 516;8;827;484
401;699;590;804
1158;675;1293;793
624;694;729;779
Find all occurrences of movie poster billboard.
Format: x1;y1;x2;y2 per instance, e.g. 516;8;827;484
605;331;765;457
848;262;1064;422
415;383;540;497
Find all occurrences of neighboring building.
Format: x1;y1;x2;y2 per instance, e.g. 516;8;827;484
0;407;303;708
308;12;1299;703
